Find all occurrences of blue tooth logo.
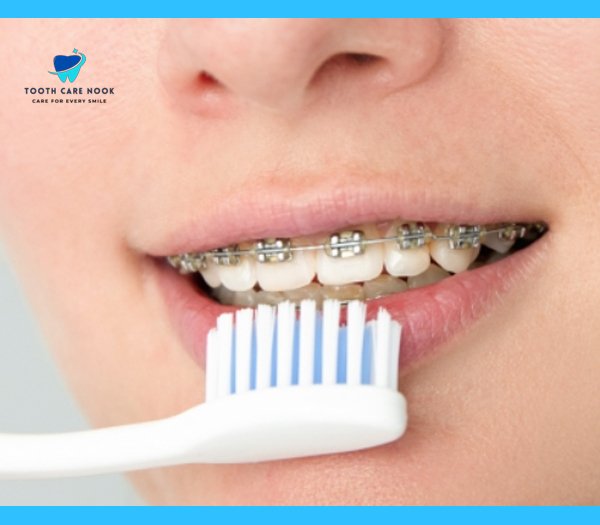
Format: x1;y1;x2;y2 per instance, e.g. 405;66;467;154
48;49;86;83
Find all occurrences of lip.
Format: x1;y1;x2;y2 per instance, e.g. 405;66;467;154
151;234;547;373
142;172;547;257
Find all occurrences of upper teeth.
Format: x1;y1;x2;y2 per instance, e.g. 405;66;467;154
166;221;545;293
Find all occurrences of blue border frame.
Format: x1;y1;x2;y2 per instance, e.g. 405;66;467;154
2;6;600;514
2;1;600;17
1;506;600;516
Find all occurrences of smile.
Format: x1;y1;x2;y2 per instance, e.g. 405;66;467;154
151;204;548;373
165;221;546;307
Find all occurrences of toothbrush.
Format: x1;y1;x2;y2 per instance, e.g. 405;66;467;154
0;299;407;479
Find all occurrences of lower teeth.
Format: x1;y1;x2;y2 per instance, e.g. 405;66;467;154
205;261;455;307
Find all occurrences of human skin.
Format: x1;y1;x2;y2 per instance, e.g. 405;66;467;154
0;19;599;504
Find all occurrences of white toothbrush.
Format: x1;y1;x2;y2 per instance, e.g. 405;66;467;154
0;299;407;479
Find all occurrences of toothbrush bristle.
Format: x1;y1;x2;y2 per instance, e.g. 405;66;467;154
216;313;233;399
346;300;366;386
205;299;402;401
234;308;253;394
255;304;274;390
298;299;316;385
321;299;341;385
276;301;295;387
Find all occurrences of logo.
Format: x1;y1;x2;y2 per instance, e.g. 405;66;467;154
24;48;115;104
48;49;86;83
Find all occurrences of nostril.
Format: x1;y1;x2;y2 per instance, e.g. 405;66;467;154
310;51;386;89
345;52;381;66
167;69;232;118
197;70;222;89
322;52;383;71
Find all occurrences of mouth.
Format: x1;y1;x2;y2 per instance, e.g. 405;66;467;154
149;208;547;373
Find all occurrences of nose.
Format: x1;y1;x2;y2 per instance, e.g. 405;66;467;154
158;19;444;115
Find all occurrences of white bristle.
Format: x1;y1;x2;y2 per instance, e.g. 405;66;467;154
321;299;341;385
373;307;391;388
346;300;366;386
298;300;316;385
276;301;295;387
389;322;402;389
205;329;219;402
255;304;275;390
205;299;402;401
365;318;377;384
235;308;254;394
216;313;234;398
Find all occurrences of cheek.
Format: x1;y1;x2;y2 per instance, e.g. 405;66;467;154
0;20;164;251
0;20;199;427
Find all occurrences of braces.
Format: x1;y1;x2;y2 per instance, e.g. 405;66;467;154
167;222;545;274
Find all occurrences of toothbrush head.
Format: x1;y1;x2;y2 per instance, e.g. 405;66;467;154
0;299;406;479
198;299;407;463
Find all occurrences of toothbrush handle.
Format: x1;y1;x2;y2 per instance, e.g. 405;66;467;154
0;406;205;479
0;386;407;479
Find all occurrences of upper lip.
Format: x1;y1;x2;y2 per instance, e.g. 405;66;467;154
139;169;544;258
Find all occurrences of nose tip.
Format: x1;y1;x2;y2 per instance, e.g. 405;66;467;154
158;19;445;115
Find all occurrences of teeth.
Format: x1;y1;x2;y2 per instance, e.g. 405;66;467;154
363;275;407;300
383;223;431;277
430;224;480;273
407;264;450;289
321;284;365;302
213;285;235;304
231;290;256;307
283;283;323;306
217;255;257;292
482;233;515;254
200;260;221;288
256;250;316;292
255;290;285;306
174;219;545;305
316;225;383;285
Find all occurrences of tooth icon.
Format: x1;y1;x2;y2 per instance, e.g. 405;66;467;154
48;49;86;83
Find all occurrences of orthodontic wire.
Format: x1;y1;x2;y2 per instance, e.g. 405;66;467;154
168;222;546;273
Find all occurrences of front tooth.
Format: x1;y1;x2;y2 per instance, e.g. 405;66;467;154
321;284;364;302
316;226;383;285
200;260;221;288
407;264;450;289
256;249;315;292
384;223;431;277
363;275;407;299
430;224;480;273
217;255;257;292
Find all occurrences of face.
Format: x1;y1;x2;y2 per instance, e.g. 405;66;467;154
1;19;599;504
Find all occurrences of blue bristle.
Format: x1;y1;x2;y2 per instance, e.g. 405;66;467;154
236;303;377;391
337;326;347;384
313;313;323;384
361;325;373;385
291;319;300;385
270;322;278;387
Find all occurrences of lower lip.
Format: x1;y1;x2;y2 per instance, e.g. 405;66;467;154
152;240;546;373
